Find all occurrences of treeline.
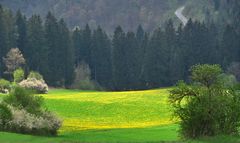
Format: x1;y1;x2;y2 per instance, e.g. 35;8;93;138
0;3;239;90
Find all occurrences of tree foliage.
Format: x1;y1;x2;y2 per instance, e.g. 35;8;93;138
13;68;24;83
169;64;240;138
3;48;25;76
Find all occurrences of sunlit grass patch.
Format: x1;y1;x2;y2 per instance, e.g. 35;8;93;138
42;88;173;133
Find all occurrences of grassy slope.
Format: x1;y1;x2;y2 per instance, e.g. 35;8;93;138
0;89;240;143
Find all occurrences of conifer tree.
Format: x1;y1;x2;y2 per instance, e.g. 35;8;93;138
44;12;61;86
15;10;27;55
0;5;8;77
144;28;169;88
91;26;112;88
125;31;140;89
221;25;239;68
72;27;81;65
58;19;75;87
80;24;91;64
4;9;17;51
164;19;183;84
136;25;148;88
112;26;127;90
26;15;48;77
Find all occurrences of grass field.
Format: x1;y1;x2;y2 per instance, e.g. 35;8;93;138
0;88;240;143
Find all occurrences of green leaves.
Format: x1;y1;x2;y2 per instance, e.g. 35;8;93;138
190;64;222;87
4;86;44;115
13;68;24;83
169;64;240;138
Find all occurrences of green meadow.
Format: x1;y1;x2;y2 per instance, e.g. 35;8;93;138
0;89;239;143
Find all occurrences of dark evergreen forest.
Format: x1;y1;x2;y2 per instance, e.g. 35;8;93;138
0;0;239;90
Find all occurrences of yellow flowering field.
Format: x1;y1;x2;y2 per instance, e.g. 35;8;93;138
42;88;174;133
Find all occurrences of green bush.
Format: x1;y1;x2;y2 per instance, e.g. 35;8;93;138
169;64;240;138
0;104;12;130
2;87;62;136
13;68;24;83
28;71;43;80
4;86;44;115
0;79;11;93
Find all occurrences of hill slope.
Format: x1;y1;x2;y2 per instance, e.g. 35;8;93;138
0;0;187;32
0;0;233;32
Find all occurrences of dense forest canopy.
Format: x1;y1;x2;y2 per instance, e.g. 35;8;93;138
0;0;239;90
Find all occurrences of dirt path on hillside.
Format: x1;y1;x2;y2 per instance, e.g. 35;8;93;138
175;6;188;26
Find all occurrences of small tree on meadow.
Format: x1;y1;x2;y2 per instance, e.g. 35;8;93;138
13;68;25;83
3;48;25;78
169;64;240;138
71;61;100;90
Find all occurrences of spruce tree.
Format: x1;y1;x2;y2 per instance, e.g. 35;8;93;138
144;28;169;88
15;10;27;55
58;19;74;87
91;26;112;88
80;24;91;64
0;5;8;77
164;19;183;84
221;25;239;68
207;22;220;64
4;9;17;51
112;26;127;90
44;12;61;86
136;25;148;88
181;19;197;79
72;27;81;65
125;31;140;89
26;15;48;77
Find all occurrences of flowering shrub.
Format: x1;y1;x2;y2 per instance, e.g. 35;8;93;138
19;78;48;94
6;106;62;136
1;87;62;136
0;79;11;93
0;104;12;130
28;71;43;80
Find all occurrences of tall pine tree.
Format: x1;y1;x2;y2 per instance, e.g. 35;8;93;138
45;12;61;86
26;15;48;77
221;25;239;68
164;19;183;84
72;27;82;65
15;10;27;55
91;26;112;88
125;31;141;89
144;28;169;88
136;25;149;88
112;26;127;90
58;19;75;87
79;24;91;65
0;5;8;77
